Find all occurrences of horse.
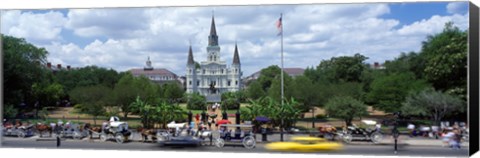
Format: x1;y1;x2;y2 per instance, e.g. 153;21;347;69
35;123;52;137
4;121;14;129
137;127;157;142
318;125;337;140
83;123;101;139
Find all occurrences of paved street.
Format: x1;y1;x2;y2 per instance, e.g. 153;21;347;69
1;136;468;157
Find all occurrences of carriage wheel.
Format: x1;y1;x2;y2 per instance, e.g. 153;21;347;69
17;130;26;138
100;133;108;142
342;133;352;144
215;138;225;148
324;133;334;141
242;136;256;149
115;133;124;144
370;132;383;144
73;131;82;140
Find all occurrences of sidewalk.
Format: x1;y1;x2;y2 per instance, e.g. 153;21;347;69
253;133;469;148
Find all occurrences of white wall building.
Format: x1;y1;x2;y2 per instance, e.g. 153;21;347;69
186;15;242;102
129;57;180;85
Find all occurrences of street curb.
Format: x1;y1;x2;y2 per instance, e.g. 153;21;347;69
36;138;67;141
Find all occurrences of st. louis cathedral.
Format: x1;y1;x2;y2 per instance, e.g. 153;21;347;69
186;15;242;102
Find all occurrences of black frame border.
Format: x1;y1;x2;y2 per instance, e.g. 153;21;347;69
469;1;479;156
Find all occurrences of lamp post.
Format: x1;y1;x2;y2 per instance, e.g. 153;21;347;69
393;112;401;154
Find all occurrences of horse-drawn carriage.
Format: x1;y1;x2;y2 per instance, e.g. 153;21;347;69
339;120;383;144
316;124;338;141
214;124;256;149
2;121;35;138
56;121;89;140
98;116;131;144
156;122;204;147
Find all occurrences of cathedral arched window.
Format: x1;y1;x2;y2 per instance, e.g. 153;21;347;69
235;81;238;85
189;81;192;85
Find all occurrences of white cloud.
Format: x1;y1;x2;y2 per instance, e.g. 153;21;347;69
1;4;470;77
447;2;468;14
66;8;150;38
1;10;67;44
397;14;468;36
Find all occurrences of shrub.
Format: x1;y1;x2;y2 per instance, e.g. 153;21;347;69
185;93;207;110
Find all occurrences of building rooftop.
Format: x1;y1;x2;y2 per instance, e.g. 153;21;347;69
129;68;178;77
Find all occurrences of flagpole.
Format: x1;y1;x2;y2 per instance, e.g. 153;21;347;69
280;13;285;142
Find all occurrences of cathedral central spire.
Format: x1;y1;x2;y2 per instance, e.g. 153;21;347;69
208;13;219;46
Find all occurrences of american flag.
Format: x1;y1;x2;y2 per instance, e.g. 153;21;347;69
276;15;282;36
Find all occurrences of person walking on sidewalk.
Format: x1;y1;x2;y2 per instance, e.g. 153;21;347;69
451;129;462;149
442;129;453;147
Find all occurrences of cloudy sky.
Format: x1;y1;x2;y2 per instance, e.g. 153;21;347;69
0;2;469;77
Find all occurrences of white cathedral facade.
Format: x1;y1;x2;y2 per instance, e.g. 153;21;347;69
186;15;242;102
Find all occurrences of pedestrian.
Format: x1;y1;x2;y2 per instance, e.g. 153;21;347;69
431;125;439;139
451;129;462;149
195;113;200;122
443;129;455;148
56;135;61;147
207;118;212;130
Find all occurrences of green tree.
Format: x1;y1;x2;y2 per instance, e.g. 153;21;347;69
292;75;318;112
162;83;184;103
401;88;465;126
384;52;425;79
246;81;265;100
311;53;368;84
324;96;368;126
185;92;207;110
31;82;65;108
257;65;282;91
2;35;50;107
129;96;154;128
366;72;429;113
69;85;111;125
111;73;158;118
4;104;18;118
244;97;301;127
316;81;365;106
221;92;241;110
54;66;120;93
152;101;186;129
267;75;293;103
420;22;467;93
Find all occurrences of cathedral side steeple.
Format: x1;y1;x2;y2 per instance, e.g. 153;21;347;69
187;45;195;66
232;43;240;65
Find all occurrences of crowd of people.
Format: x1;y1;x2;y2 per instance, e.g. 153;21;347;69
407;122;467;149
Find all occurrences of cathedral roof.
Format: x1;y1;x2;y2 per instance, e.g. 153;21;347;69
233;43;240;65
210;15;217;36
187;45;195;65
